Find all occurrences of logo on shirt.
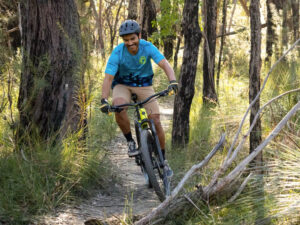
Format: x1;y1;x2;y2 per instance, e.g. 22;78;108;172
139;56;146;65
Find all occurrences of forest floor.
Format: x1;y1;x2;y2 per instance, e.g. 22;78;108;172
35;101;174;225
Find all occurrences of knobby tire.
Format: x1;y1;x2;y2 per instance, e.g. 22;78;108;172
140;129;165;202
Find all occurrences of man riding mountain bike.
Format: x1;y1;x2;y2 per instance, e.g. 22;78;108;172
100;20;177;177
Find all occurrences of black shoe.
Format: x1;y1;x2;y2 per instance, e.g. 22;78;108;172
127;140;139;157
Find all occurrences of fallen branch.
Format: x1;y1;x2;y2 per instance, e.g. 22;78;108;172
226;38;300;162
136;100;300;224
228;172;253;202
206;38;300;191
134;133;225;225
225;88;300;169
207;100;300;196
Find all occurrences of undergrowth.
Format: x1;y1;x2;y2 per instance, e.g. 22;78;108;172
166;52;300;224
0;52;118;224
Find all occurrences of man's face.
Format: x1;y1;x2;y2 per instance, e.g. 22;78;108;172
122;33;140;54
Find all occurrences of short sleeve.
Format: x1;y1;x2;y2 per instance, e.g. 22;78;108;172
149;43;165;64
105;48;120;76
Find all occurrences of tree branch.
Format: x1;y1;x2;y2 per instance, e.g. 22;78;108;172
134;134;225;225
228;172;253;202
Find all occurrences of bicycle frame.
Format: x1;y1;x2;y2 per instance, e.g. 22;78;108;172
109;89;173;200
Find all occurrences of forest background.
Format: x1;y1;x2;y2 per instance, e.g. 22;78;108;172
0;0;299;224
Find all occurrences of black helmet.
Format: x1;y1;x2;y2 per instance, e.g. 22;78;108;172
119;20;141;36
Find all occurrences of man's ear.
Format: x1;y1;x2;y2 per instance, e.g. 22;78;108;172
138;33;142;39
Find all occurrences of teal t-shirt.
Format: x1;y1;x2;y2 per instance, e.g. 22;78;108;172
105;39;165;87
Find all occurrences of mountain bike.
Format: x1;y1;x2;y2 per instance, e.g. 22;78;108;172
109;89;174;201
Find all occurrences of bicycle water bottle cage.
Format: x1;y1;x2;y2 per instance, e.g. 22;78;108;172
139;108;148;129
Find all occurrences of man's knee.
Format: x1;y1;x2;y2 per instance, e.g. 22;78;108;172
149;114;162;128
113;97;128;106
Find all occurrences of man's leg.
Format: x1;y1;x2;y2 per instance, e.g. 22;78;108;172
113;97;130;134
112;85;138;156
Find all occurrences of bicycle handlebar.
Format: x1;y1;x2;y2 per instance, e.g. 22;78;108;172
109;89;173;113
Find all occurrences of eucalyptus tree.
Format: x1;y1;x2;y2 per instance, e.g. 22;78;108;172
17;0;85;142
90;0;106;58
249;0;262;163
140;0;158;41
265;0;276;63
202;0;218;104
160;0;176;60
104;0;125;52
172;0;202;147
216;0;228;89
291;0;299;43
128;0;138;20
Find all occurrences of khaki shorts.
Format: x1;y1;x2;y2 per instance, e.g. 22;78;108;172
112;84;160;115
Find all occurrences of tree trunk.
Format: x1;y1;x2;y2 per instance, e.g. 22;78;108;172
172;0;202;148
128;0;138;20
161;0;175;60
281;1;288;54
202;0;218;104
140;0;158;42
17;0;84;142
90;0;105;59
163;35;175;60
173;36;181;70
109;0;124;52
265;0;275;63
249;0;262;163
291;0;299;43
216;0;227;90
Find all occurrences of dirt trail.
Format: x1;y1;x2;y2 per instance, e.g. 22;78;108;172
37;102;173;225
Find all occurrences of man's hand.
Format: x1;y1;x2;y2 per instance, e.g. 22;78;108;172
100;98;111;114
168;80;178;95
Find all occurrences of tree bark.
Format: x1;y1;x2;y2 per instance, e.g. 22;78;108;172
140;0;158;42
17;0;84;142
265;0;275;63
172;0;202;148
128;0;138;20
106;0;124;52
202;0;218;104
216;0;227;90
291;0;299;43
249;0;262;163
90;0;105;59
281;1;288;54
173;36;181;70
161;0;175;60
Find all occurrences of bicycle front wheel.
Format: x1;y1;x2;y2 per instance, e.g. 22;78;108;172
139;129;165;202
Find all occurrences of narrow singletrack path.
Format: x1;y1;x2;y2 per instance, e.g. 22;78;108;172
37;102;173;225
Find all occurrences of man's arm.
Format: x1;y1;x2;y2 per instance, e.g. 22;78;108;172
101;73;114;100
158;59;176;81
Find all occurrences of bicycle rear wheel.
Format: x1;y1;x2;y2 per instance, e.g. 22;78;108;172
140;129;165;202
